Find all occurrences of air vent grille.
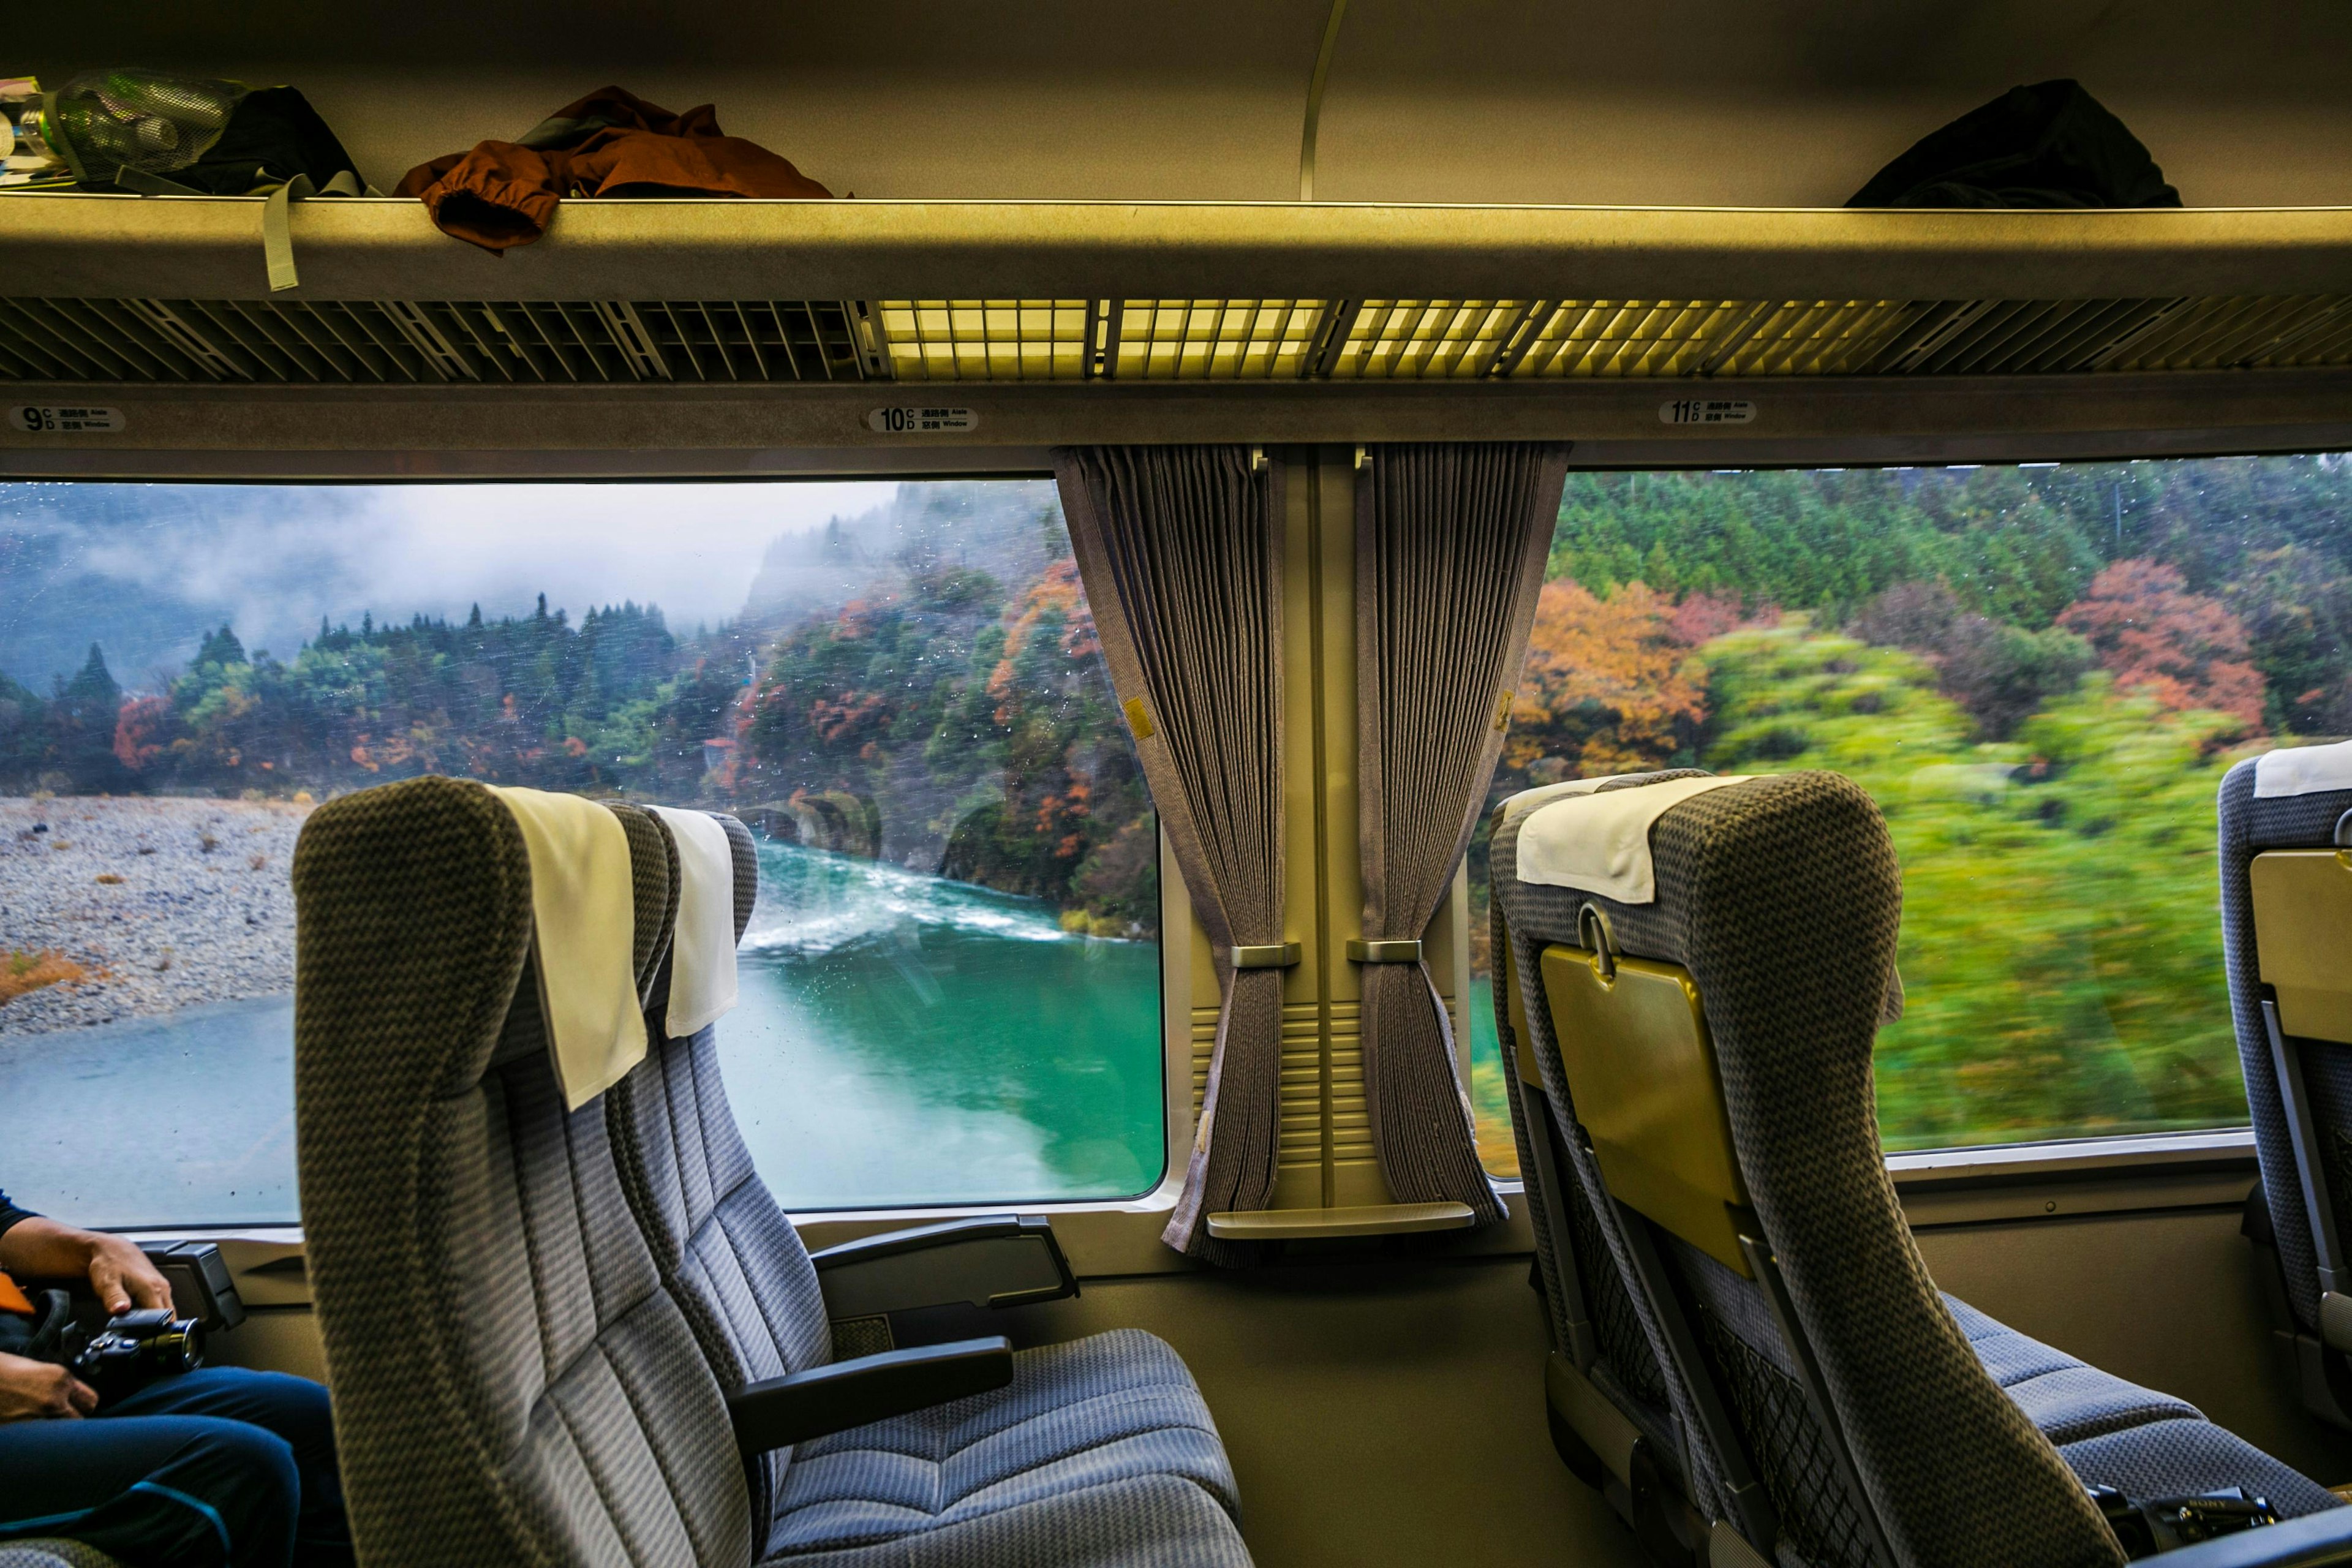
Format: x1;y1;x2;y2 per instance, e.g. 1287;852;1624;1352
7;292;2352;385
0;298;880;385
1191;1000;1373;1173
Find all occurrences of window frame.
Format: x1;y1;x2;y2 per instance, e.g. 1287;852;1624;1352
1;467;1180;1231
16;443;2308;1274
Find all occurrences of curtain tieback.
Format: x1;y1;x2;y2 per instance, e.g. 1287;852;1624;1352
1224;942;1302;970
1346;938;1423;963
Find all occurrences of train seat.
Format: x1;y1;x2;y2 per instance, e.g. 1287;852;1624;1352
2220;739;2352;1428
290;778;1250;1568
605;810;1245;1561
1492;769;2342;1565
1488;770;1713;1547
0;1543;121;1567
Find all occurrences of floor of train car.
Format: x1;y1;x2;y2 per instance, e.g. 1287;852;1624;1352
192;1192;2352;1567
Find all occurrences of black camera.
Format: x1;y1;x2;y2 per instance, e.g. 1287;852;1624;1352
67;1306;205;1398
2090;1484;2277;1555
5;1240;243;1401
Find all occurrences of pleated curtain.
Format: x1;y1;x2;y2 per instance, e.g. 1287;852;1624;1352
1053;446;1286;1262
1355;443;1570;1224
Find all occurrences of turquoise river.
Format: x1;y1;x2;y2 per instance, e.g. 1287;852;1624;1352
3;840;1517;1227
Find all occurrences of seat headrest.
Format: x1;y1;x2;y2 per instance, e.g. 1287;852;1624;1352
295;775;533;1107
1515;773;1755;903
1496;768;1902;1020
1490;769;1710;932
293;776;674;1110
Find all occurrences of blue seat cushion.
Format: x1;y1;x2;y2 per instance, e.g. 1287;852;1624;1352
767;1330;1239;1557
760;1474;1251;1568
1947;1295;2201;1444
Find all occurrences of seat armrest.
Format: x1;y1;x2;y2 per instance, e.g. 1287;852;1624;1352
809;1215;1077;1316
2159;1510;2352;1567
727;1336;1014;1453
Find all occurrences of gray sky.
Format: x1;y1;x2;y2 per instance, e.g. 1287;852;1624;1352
2;480;902;688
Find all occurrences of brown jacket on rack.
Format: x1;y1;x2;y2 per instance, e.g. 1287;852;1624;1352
396;85;831;251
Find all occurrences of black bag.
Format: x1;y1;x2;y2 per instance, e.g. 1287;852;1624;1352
1847;79;2180;209
168;85;363;194
107;85;366;196
0;1287;76;1362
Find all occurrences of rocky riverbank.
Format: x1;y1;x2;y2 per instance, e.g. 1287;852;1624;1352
0;796;310;1037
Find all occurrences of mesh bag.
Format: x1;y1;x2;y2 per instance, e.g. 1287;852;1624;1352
1698;1308;1883;1568
39;69;246;181
1556;1125;1675;1413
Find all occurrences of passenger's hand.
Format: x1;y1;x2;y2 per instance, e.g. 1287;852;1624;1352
0;1351;97;1420
85;1233;171;1315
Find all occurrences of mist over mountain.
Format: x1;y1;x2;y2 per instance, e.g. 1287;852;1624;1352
741;481;1063;626
0;477;899;693
1;484;374;693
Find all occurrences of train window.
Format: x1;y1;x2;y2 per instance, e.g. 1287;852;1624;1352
1472;454;2349;1172
0;478;1163;1224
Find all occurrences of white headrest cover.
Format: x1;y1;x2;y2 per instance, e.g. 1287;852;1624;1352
1515;775;1753;905
647;806;740;1039
491;786;647;1110
2255;740;2352;799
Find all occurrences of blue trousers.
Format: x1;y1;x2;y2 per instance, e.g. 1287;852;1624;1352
0;1366;350;1568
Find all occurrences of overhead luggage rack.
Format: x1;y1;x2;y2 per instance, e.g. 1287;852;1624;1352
9;290;2352;387
6;194;2352;382
6;196;2352;466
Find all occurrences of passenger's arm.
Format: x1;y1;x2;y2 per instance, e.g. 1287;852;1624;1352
726;1337;1014;1453
807;1215;1076;1317
0;1216;172;1314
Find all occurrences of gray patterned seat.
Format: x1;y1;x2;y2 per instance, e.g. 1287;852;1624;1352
608;814;1242;1560
1492;769;2345;1566
2219;744;2352;1430
291;777;1250;1568
1493;774;2200;1545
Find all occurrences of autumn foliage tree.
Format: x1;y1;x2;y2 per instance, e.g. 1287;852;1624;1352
111;695;173;774
1506;579;1709;781
2056;559;2266;731
2223;545;2352;734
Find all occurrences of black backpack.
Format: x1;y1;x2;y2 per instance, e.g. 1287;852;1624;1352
1848;78;2180;209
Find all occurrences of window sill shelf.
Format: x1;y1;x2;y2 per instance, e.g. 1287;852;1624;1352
1204;1202;1477;1240
1887;1128;2256;1187
1888;1129;2258;1229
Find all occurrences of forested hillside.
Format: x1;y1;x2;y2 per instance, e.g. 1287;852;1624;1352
0;481;1158;938
1477;454;2352;1152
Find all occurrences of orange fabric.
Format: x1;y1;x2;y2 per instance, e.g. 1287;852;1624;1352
396;145;565;251
0;1270;33;1316
396;85;831;252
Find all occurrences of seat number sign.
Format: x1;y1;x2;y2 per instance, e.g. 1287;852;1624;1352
11;404;124;434
867;406;979;434
1659;398;1755;426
